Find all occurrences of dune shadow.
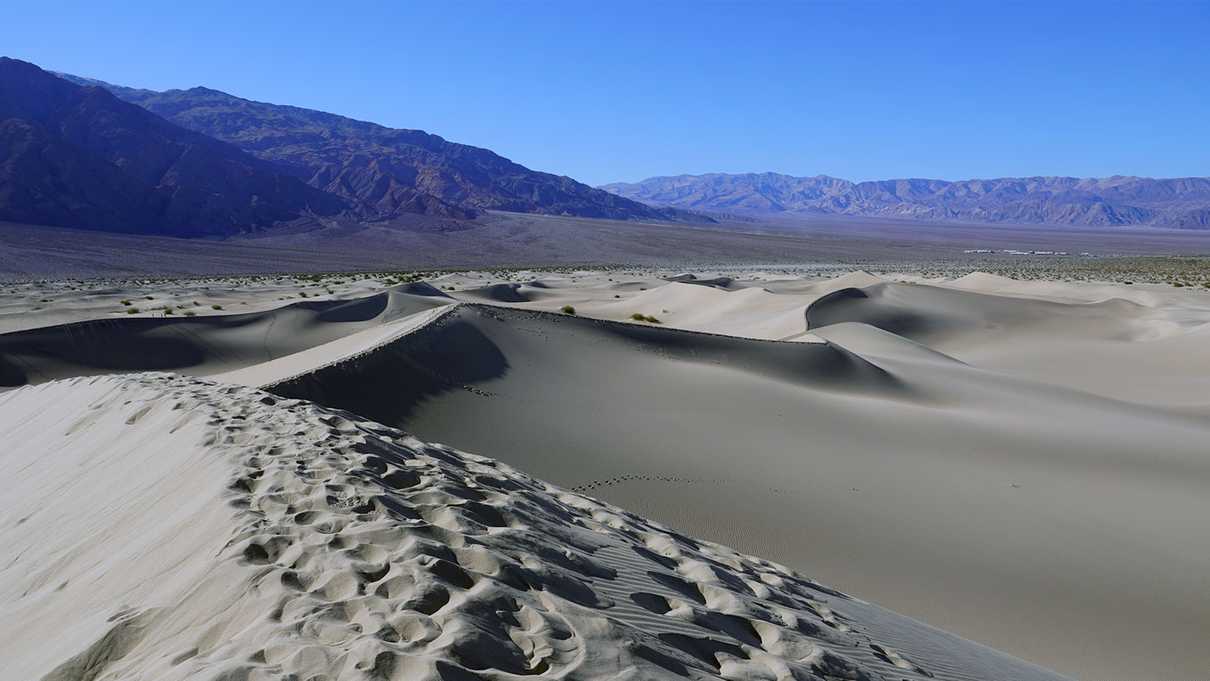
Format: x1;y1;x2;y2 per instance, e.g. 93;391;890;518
268;316;509;426
0;317;210;385
313;292;389;322
595;313;907;393
806;285;950;339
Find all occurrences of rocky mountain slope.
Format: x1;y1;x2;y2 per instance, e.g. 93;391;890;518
0;58;346;236
602;172;1210;228
61;73;688;223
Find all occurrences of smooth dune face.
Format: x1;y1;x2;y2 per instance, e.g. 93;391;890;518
454;270;1210;408
804;279;1210;407
0;375;1062;681
257;278;1210;681
4;270;1210;680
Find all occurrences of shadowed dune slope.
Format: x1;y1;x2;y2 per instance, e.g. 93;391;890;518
269;305;907;425
457;282;547;304
0;285;451;386
663;274;739;290
267;303;1210;681
804;279;1210;408
805;282;1150;350
0;374;1064;681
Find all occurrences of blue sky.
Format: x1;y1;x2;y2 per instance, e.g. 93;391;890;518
3;1;1207;185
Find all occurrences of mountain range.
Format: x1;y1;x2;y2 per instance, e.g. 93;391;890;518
4;54;1208;237
602;172;1210;228
59;72;687;224
0;57;345;236
0;57;686;237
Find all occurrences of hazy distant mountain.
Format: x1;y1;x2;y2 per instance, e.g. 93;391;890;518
60;73;688;223
0;58;347;236
602;172;1210;228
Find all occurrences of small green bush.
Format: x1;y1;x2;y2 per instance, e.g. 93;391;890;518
120;299;132;306
211;304;223;310
561;305;576;315
126;308;139;314
630;312;646;321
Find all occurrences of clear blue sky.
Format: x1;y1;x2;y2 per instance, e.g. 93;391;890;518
3;1;1208;185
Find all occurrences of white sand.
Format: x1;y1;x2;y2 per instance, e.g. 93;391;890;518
0;283;453;387
4;269;1210;680
264;274;1210;681
0;374;1061;681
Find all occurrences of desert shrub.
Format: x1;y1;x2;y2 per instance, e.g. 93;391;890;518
630;312;646;321
644;315;662;323
561;305;576;315
120;299;132;306
212;304;223;310
126;308;139;314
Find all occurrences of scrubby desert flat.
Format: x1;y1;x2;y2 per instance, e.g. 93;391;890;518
3;267;1210;681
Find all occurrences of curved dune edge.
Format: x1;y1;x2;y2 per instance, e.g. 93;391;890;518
0;284;453;388
0;374;1065;681
216;304;457;388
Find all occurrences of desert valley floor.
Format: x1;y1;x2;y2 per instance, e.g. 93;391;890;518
2;267;1209;681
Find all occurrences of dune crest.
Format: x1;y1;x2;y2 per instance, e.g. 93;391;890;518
0;286;454;387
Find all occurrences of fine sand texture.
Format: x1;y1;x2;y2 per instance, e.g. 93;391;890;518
265;289;1210;681
3;270;1210;680
0;374;1064;681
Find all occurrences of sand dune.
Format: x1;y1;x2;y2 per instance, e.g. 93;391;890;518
4;270;1210;680
805;281;1154;348
263;301;1210;681
0;374;1062;681
0;284;452;387
808;278;1210;407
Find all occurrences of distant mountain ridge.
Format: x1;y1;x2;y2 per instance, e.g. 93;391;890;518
0;58;345;236
602;172;1210;228
59;73;691;224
